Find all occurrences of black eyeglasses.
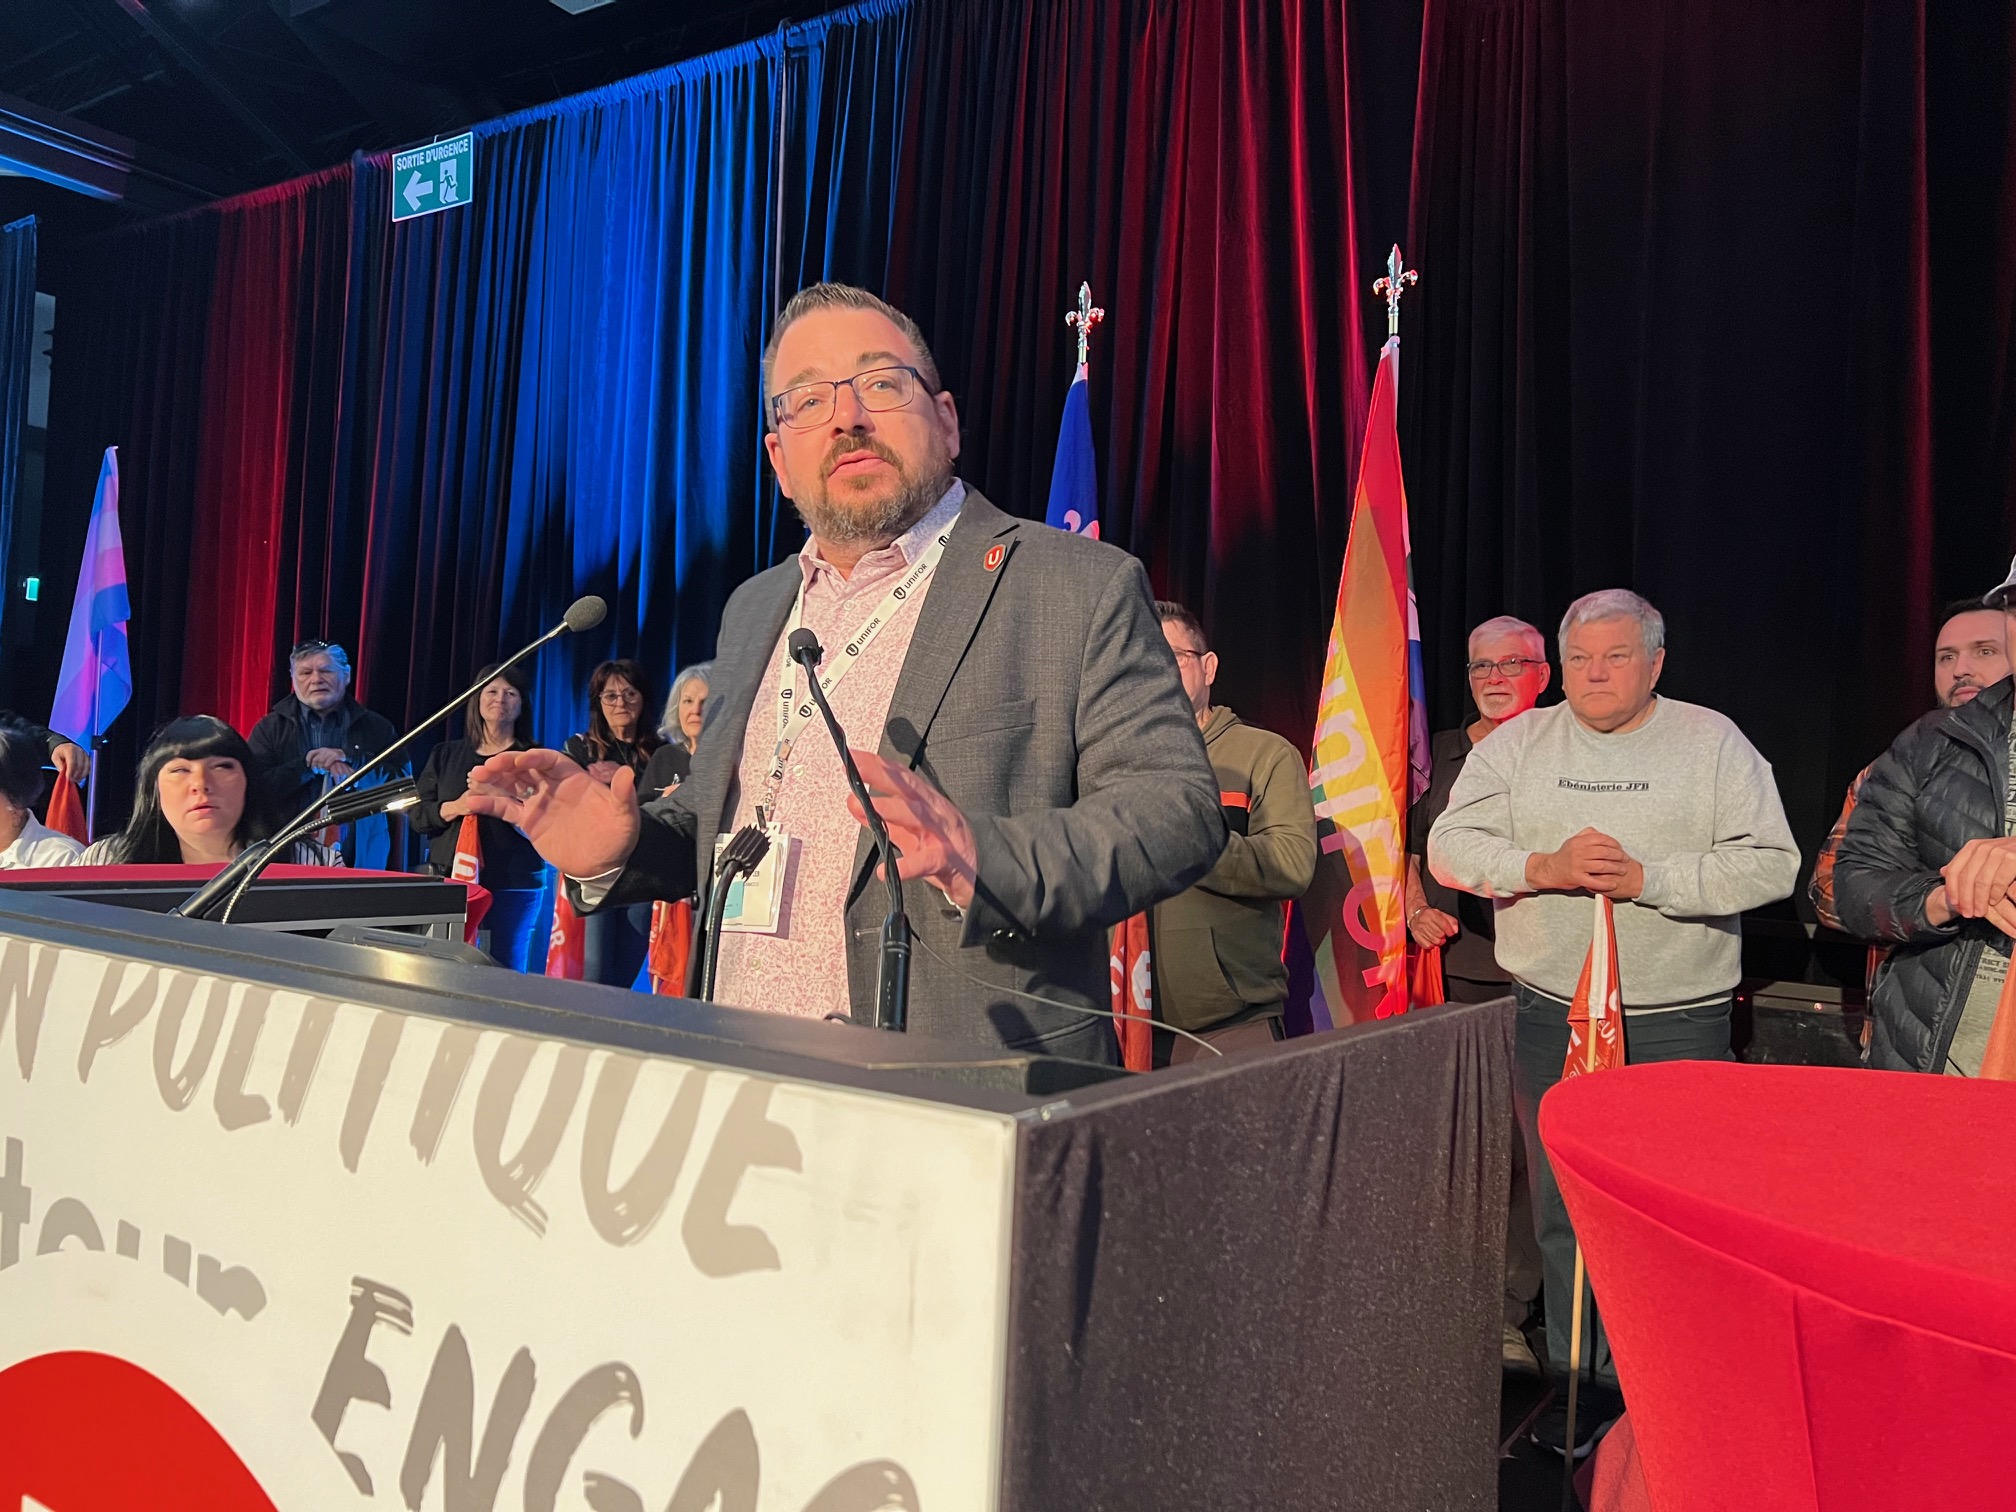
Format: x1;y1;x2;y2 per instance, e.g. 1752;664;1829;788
770;365;930;430
1466;656;1544;681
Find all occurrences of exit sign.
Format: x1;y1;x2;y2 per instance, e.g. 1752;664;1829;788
391;132;473;223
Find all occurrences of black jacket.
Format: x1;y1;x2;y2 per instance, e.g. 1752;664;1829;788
1832;677;2011;1071
414;738;549;891
246;695;404;816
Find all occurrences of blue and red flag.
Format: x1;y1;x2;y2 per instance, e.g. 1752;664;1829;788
1044;363;1100;538
1289;337;1432;1029
49;446;131;745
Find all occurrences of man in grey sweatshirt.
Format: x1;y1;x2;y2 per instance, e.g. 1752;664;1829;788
1429;589;1798;1417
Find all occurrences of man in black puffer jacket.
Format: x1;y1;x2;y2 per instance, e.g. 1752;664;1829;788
1833;674;2016;1072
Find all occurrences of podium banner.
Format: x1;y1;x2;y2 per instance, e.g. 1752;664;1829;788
0;929;1014;1511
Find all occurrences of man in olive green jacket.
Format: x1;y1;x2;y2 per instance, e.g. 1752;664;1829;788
1151;602;1319;1064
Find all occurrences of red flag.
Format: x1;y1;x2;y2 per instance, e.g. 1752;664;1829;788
45;775;87;844
1407;941;1445;1009
1563;895;1626;1079
648;899;694;996
546;891;585;980
1109;912;1153;1071
449;814;482;883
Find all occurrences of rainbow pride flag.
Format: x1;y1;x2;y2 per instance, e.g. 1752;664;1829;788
1295;337;1430;1027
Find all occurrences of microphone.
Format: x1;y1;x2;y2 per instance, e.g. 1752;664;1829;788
696;824;772;1002
787;628;910;1033
310;776;420;829
172;595;609;923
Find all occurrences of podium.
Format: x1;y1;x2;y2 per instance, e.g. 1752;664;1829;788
0;890;1513;1511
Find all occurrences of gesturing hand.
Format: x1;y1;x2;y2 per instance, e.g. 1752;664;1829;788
1529;827;1643;899
1940;836;2016;935
845;749;979;909
457;748;642;878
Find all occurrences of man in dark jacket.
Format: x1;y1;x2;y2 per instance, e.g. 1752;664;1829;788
1832;675;2016;1074
246;640;406;869
1149;601;1316;1064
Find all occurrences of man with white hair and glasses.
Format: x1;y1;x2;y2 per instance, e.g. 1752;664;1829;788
1428;588;1798;1440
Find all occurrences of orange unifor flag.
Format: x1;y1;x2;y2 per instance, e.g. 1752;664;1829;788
1563;893;1626;1080
648;899;694;996
547;891;585;980
449;814;482;883
1109;912;1153;1071
45;774;87;844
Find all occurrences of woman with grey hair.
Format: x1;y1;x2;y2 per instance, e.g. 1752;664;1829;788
642;660;713;803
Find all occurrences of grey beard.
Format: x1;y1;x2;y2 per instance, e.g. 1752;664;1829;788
795;459;954;547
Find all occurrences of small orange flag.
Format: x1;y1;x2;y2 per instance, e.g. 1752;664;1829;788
547;892;585;980
45;776;87;845
647;899;694;995
1110;912;1153;1071
1980;970;2016;1082
1563;894;1626;1080
449;814;482;883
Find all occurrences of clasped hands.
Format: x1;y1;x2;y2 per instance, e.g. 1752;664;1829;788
456;746;979;906
1927;837;2016;933
1526;826;1645;900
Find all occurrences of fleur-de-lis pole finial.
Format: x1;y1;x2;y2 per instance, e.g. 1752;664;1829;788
1066;281;1105;369
1372;244;1418;339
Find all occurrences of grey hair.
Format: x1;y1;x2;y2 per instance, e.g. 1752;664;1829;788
289;641;351;678
659;660;716;750
1558;589;1666;657
1467;615;1545;660
759;283;944;430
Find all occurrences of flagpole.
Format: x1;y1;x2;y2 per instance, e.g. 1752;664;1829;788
85;642;100;843
1560;1241;1589;1510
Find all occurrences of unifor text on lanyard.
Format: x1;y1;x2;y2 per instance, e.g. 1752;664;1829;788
756;520;953;825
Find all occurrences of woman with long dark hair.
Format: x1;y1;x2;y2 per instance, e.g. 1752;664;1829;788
563;659;663;988
76;716;339;866
413;663;549;971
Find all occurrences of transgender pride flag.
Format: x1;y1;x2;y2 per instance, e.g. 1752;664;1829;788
1291;338;1431;1028
49;447;132;744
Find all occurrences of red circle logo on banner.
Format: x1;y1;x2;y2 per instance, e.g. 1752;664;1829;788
0;1352;277;1512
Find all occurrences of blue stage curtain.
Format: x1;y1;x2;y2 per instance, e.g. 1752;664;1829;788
0;216;36;651
306;1;917;751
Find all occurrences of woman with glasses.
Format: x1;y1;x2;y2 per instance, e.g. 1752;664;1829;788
414;664;547;970
76;716;340;867
563;660;663;989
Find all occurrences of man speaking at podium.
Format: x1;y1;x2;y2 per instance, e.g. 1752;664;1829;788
463;283;1225;1061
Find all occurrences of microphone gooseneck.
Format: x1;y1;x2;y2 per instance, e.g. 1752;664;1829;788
171;597;605;923
789;631;911;1033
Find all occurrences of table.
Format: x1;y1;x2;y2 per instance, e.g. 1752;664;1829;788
1542;1061;2016;1510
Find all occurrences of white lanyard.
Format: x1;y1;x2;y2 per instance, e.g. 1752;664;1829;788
758;523;953;815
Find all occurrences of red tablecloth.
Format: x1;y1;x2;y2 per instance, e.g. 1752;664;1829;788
1541;1062;2016;1511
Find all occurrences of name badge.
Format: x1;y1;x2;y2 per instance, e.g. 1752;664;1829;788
717;824;794;935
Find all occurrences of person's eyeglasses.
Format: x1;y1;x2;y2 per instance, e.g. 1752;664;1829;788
599;689;641;704
1171;648;1209;662
1466;656;1543;681
770;365;929;431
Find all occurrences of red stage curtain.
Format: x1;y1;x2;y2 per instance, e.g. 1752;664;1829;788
889;0;1373;748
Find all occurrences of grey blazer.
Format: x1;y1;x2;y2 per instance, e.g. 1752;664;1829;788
598;486;1226;1059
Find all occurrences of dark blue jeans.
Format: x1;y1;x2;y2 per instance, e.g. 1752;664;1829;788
584;902;652;990
1513;982;1733;1381
482;887;545;973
